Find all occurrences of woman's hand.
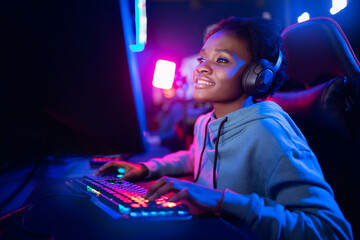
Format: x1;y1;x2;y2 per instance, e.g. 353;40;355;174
94;161;149;181
145;177;224;212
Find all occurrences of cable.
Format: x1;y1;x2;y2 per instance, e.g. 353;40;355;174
21;193;90;240
0;159;41;212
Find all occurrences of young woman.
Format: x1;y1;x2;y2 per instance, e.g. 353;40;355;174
96;17;353;239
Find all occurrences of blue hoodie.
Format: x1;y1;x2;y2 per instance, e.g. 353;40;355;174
142;100;353;239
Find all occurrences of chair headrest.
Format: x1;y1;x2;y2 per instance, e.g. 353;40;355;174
281;17;360;87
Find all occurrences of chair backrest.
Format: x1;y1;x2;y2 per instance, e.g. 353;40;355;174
281;17;360;86
270;17;360;238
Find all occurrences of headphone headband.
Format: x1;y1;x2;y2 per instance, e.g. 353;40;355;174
273;50;283;73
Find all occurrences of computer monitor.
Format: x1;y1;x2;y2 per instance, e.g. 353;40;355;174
0;0;147;162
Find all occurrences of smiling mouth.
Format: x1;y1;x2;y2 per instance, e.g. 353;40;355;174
196;79;215;86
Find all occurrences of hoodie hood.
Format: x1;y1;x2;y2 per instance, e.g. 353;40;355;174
206;99;300;145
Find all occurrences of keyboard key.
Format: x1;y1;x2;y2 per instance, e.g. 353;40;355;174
68;176;191;220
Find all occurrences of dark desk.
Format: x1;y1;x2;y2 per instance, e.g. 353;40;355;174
0;147;258;240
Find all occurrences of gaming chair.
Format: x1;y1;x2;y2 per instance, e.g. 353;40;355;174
270;17;360;238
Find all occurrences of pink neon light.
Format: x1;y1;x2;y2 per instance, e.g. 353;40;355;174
152;60;176;89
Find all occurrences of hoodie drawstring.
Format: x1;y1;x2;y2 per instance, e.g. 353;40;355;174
194;116;228;189
194;118;211;183
213;117;228;189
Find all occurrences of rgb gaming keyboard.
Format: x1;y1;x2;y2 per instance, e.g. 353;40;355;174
66;176;191;220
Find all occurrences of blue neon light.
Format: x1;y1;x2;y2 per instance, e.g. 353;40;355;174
130;0;147;52
119;0;149;150
130;44;145;52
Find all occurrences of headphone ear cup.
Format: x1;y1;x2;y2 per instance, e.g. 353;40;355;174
241;59;275;98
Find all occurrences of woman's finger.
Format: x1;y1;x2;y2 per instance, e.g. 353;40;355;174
168;188;189;203
147;182;174;201
120;170;137;181
146;179;177;201
94;162;117;176
94;162;129;176
145;178;168;198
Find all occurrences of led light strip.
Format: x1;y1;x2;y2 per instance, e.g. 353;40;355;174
130;0;147;52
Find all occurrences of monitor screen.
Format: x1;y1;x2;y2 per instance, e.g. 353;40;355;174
0;0;147;162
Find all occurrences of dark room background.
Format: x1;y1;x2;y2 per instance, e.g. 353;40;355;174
135;0;360;124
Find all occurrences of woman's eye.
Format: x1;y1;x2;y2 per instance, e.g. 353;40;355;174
197;57;205;63
217;57;229;63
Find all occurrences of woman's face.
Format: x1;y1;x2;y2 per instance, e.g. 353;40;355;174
193;30;251;104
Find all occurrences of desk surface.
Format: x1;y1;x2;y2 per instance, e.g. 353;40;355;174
0;147;258;240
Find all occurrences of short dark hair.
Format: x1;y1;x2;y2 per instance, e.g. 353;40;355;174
206;17;288;99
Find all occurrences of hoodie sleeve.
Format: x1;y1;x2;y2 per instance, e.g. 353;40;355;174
140;112;210;179
140;144;195;178
220;150;353;240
